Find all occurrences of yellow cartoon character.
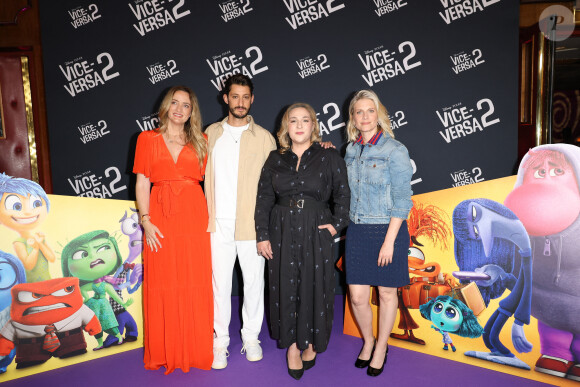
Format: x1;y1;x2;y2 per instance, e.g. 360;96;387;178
0;174;55;282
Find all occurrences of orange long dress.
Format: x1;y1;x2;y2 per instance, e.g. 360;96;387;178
133;130;213;373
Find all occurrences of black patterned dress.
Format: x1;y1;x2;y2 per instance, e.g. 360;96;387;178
255;143;350;352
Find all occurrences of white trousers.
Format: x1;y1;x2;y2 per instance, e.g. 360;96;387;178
211;219;265;348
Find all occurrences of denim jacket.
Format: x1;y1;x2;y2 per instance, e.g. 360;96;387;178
345;133;413;224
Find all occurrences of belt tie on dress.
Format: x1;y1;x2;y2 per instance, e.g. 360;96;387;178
276;196;328;210
154;179;199;217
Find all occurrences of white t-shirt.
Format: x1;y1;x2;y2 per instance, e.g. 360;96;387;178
213;121;249;219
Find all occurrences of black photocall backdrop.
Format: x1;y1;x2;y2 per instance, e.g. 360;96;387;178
39;0;518;294
39;0;519;201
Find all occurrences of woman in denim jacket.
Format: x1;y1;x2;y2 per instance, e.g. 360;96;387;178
344;90;413;377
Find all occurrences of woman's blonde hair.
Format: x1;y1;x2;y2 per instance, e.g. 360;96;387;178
346;89;394;142
277;102;321;153
157;86;207;169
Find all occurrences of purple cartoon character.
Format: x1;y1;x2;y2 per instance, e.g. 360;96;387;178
103;209;142;347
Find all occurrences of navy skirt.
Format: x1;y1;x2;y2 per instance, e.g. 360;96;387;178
345;220;410;287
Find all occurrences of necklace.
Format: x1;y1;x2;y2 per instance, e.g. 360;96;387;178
226;127;243;143
166;132;185;146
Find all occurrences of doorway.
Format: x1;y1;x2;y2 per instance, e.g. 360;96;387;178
0;52;38;181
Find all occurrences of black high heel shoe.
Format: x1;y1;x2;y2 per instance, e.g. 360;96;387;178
302;354;317;370
367;345;388;377
355;338;376;368
287;349;304;380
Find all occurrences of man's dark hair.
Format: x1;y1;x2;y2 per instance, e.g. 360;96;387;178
223;74;254;96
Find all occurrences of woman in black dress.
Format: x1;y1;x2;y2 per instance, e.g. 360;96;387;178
255;103;350;380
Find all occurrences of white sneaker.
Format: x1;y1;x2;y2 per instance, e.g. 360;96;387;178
212;347;229;369
241;340;263;362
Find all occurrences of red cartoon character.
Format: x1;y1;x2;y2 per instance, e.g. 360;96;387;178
0;277;101;368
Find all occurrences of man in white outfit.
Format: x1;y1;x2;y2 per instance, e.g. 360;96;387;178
204;74;276;369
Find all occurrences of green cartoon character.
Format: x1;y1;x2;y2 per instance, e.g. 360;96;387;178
62;230;133;350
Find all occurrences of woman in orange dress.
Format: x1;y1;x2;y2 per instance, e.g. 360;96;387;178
134;86;213;373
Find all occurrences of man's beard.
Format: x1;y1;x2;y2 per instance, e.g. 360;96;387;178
229;106;249;119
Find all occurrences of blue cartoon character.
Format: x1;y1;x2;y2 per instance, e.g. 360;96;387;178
103;209;142;348
0;173;55;282
452;199;533;369
61;230;133;350
0;251;26;372
420;295;483;352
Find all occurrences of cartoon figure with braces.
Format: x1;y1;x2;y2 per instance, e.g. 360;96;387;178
0;173;55;282
61;230;133;350
103;209;142;347
453;198;533;370
0;251;26;372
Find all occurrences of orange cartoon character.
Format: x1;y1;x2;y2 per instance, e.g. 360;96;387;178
0;277;101;368
390;200;457;344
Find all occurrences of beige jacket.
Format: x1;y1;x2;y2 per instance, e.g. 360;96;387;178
205;115;276;240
